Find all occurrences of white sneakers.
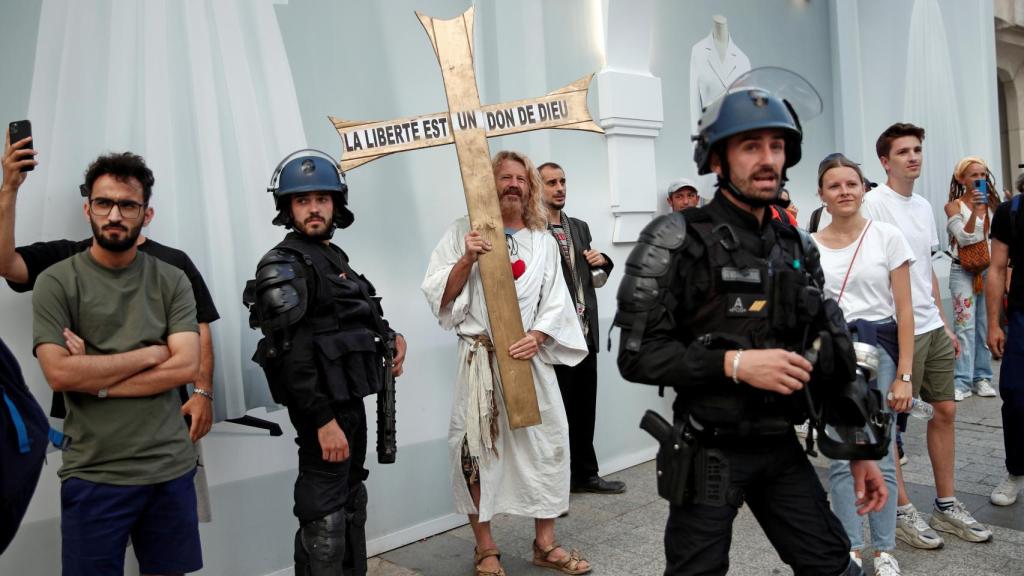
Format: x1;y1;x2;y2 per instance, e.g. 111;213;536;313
974;379;997;398
873;552;901;576
958;379;997;399
928;500;993;542
895;504;944;549
990;475;1022;506
850;551;901;576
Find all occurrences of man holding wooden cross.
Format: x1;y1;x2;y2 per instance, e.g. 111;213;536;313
423;150;592;576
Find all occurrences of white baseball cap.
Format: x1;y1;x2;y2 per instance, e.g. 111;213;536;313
667;178;699;197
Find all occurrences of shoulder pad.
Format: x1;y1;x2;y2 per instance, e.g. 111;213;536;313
795;226;814;250
618;213;691;314
637;212;687;250
249;249;308;332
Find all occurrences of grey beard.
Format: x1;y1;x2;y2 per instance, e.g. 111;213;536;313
500;194;524;222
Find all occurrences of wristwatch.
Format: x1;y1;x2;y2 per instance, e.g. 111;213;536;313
898;373;912;383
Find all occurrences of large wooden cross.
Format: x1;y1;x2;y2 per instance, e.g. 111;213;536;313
330;7;602;429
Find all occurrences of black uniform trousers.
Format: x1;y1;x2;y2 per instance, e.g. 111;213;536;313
291;400;369;576
664;432;852;576
555;351;599;482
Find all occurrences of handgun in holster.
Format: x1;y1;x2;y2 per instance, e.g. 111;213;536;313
639;410;696;506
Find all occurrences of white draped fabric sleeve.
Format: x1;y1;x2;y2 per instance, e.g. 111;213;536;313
422;217;473;330
530;233;588;368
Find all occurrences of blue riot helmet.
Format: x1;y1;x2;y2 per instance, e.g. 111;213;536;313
693;67;822;205
267;149;354;229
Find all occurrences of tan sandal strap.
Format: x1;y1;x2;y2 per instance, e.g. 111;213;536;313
474;547;501;564
534;540;560;556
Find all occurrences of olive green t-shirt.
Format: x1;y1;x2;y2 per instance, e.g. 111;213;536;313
32;250;198;485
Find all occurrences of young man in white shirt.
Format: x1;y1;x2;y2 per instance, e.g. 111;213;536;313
861;123;993;548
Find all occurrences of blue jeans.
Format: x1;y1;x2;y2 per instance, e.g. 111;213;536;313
950;264;994;392
828;349;898;551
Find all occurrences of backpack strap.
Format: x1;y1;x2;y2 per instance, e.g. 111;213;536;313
808;206;823;234
48;428;72;451
2;390;30;453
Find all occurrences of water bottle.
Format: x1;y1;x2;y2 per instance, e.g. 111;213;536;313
910;398;934;420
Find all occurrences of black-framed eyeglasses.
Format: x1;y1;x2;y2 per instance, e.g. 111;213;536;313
89;198;145;218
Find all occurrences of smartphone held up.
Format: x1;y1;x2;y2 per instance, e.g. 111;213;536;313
8;120;34;173
974;178;988;205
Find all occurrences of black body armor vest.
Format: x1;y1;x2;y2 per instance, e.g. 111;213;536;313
248;234;390;404
679;211;821;430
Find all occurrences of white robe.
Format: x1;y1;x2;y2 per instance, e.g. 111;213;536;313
422;217;588;522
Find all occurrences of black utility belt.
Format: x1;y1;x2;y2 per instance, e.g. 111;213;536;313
687;414;793;440
309;317;381;334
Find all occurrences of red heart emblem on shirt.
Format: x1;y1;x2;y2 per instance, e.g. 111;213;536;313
511;259;526;279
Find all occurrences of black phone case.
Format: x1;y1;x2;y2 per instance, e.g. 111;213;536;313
8;120;33;172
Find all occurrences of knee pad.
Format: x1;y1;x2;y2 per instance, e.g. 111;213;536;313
299;509;347;564
346;482;368;526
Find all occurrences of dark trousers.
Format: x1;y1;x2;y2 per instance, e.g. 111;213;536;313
291;401;369;576
664;434;851;576
555;351;599;482
1000;310;1024;476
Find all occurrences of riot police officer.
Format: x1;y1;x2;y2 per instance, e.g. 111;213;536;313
245;150;407;576
615;71;886;576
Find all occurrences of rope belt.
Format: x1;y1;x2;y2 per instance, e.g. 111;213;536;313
463;334;500;462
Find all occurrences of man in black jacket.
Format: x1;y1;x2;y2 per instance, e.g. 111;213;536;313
614;76;886;575
539;161;623;494
246;150;406;576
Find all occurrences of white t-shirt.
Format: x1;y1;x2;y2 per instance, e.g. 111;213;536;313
861;184;944;334
813;220;915;322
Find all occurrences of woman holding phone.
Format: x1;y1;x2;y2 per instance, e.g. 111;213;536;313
813;153;915;576
944;157;1000;401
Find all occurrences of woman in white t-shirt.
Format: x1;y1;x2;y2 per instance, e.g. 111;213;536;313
813;154;915;575
943;157;999;401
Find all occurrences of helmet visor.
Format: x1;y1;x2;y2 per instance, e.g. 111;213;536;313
700;66;823;131
730;66;823;122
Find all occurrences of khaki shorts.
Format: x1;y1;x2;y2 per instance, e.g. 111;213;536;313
912;327;955;403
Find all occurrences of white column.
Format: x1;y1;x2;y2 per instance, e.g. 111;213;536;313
828;0;867;161
596;0;663;244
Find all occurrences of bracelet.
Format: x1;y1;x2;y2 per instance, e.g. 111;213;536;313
731;349;744;384
192;387;213;401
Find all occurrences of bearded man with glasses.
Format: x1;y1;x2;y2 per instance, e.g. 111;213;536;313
26;152;205;575
1;136;220;530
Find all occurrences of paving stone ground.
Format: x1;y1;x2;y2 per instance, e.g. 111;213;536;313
375;361;1023;576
